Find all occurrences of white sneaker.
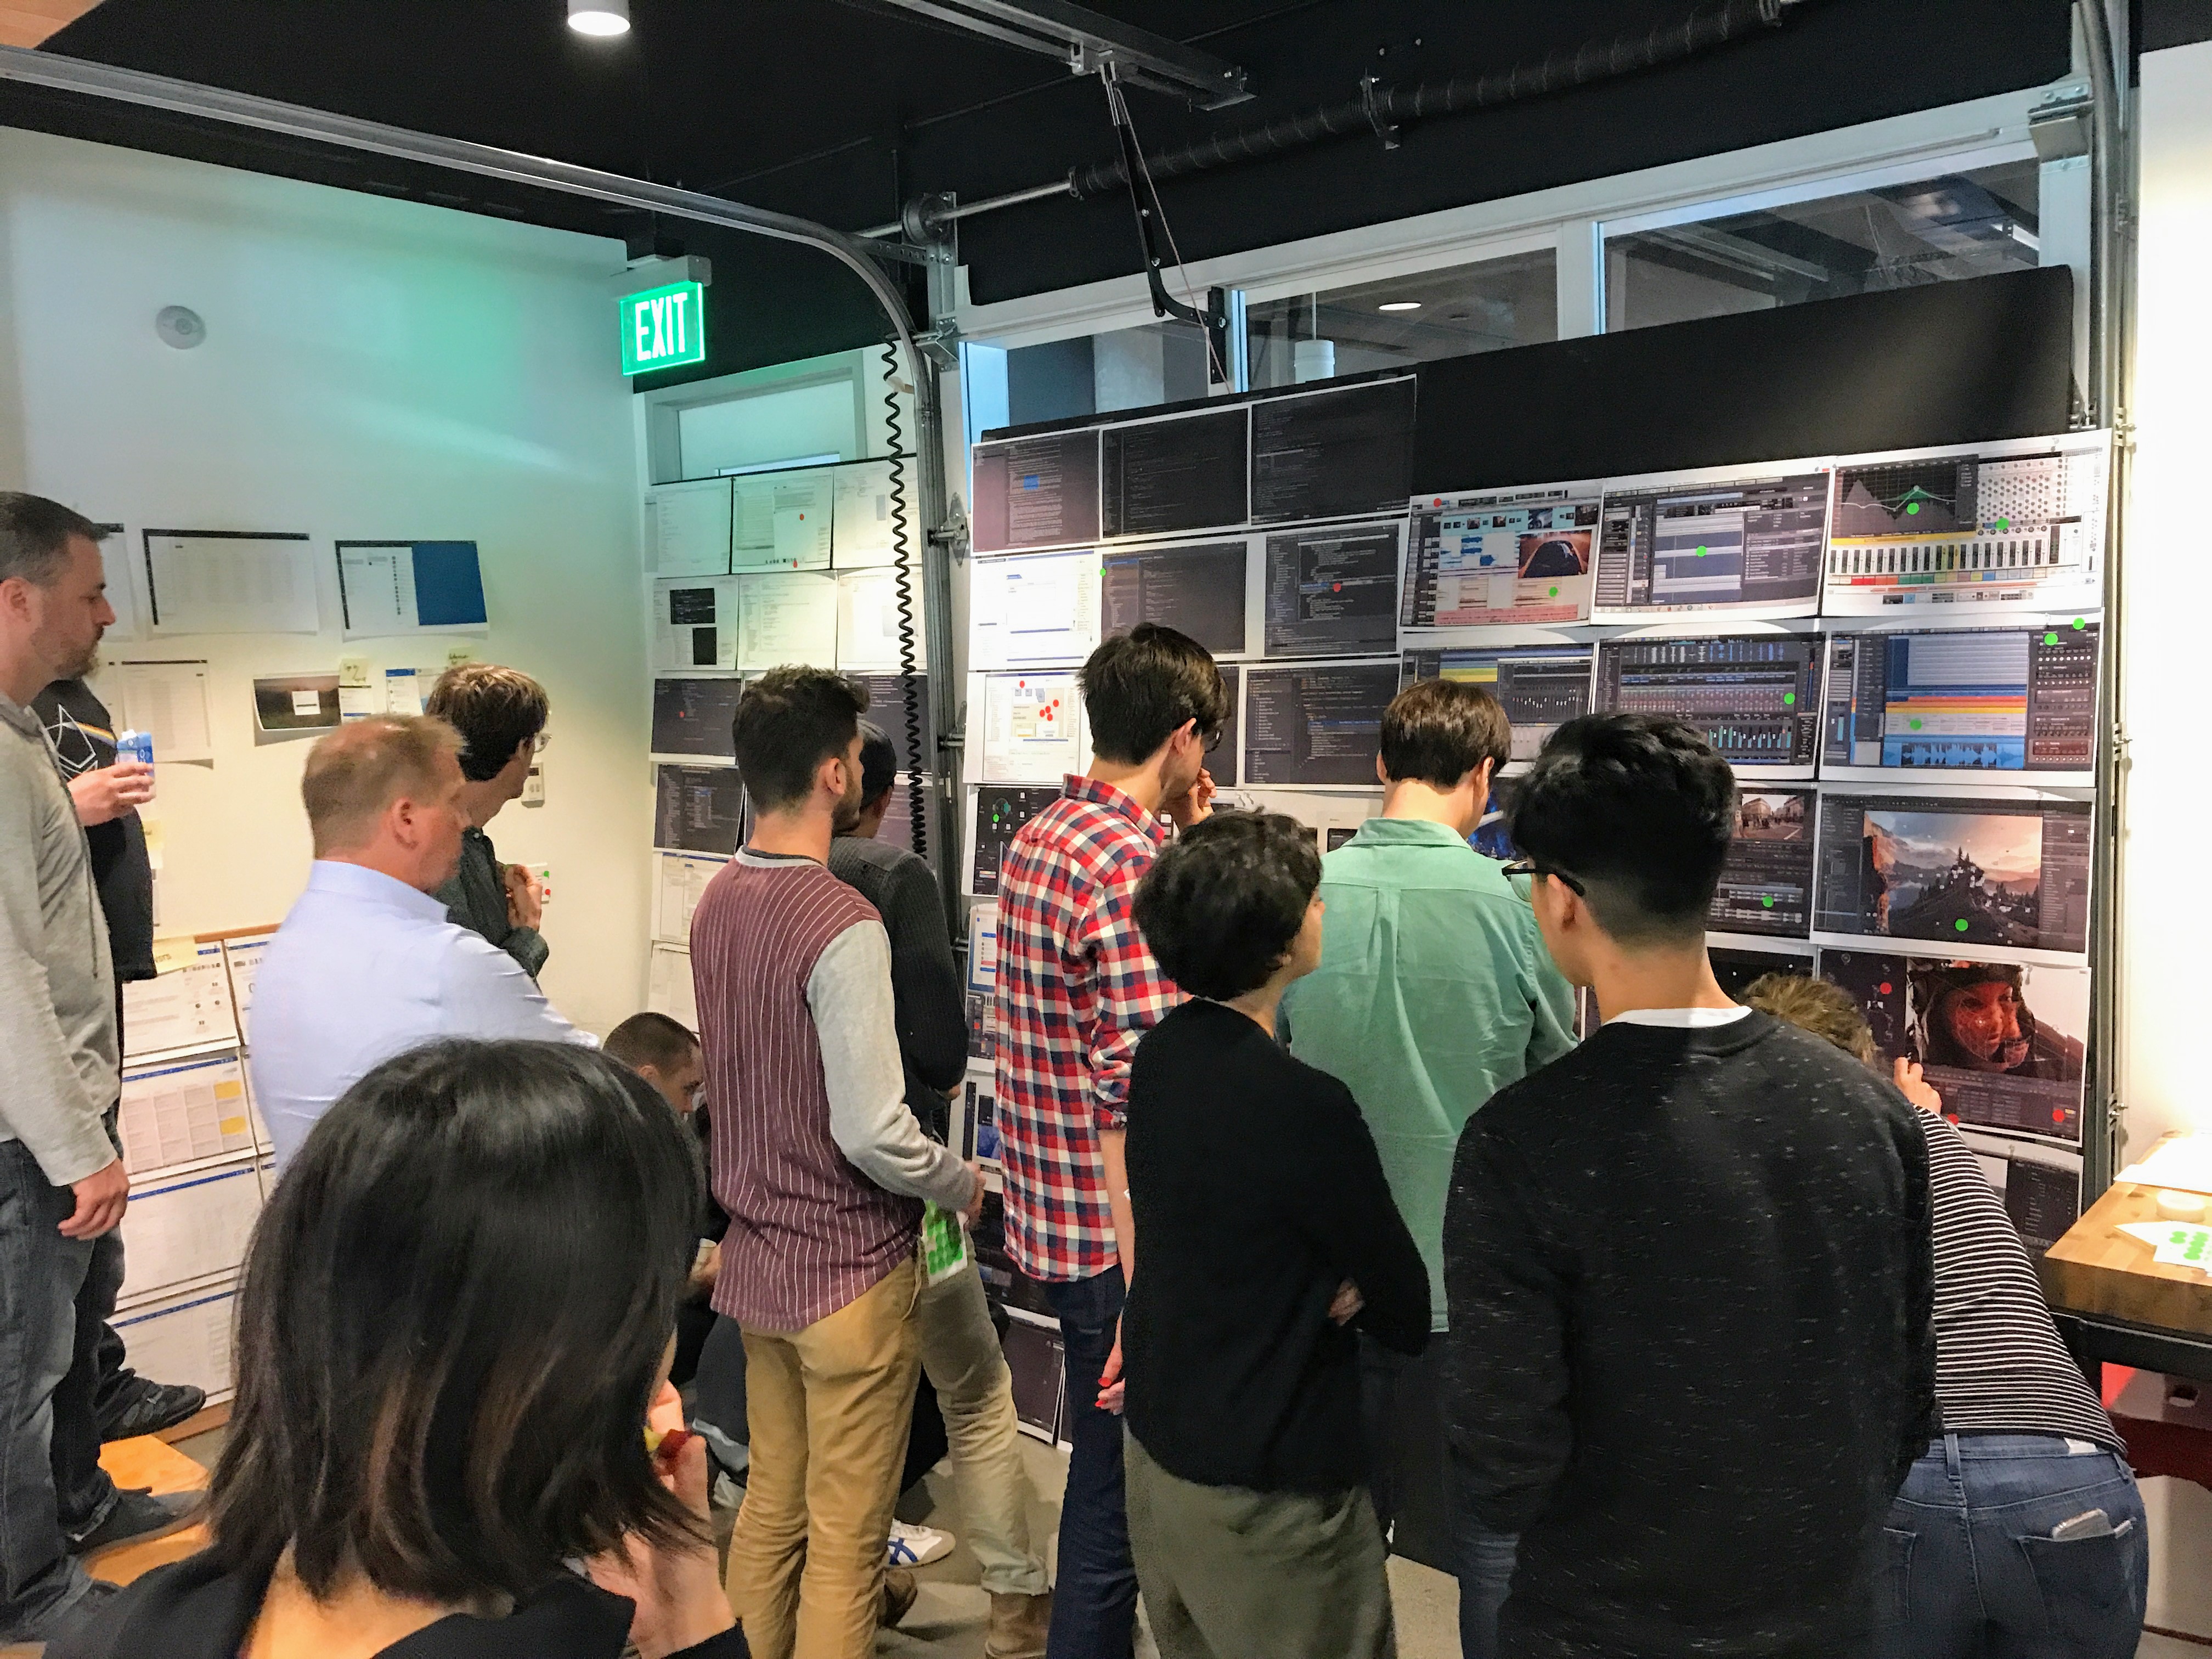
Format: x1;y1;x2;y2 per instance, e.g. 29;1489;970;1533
886;1518;953;1567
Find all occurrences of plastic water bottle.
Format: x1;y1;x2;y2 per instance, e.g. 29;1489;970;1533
116;729;153;770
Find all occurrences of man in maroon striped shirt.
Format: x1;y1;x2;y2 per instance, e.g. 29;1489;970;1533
691;667;984;1659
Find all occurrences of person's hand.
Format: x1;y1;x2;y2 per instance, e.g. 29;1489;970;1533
1893;1057;1944;1115
62;1158;128;1239
69;763;153;827
504;863;544;930
1163;768;1215;831
962;1160;987;1225
587;1432;733;1659
687;1242;720;1297
1095;1318;1127;1415
1328;1279;1365;1326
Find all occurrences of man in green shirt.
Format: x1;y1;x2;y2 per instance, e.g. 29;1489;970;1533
1279;676;1575;1659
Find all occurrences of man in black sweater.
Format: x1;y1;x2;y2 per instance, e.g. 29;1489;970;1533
1122;811;1429;1659
828;723;1053;1657
1442;714;1936;1659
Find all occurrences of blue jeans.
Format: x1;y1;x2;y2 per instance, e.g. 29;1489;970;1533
1881;1434;2147;1659
0;1138;104;1639
1042;1267;1136;1659
1452;1465;1517;1659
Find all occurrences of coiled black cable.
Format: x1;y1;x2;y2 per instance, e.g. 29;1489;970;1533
881;342;928;860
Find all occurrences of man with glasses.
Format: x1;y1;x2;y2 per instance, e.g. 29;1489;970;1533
1443;713;1934;1659
423;662;552;978
994;623;1223;1659
1277;676;1575;1659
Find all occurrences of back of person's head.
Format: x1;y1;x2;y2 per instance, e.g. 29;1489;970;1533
209;1040;704;1602
425;663;549;782
1080;624;1228;765
300;715;461;856
1741;973;1876;1063
604;1011;700;1076
1381;679;1511;788
1509;713;1736;948
0;493;100;588
731;666;867;811
856;719;899;809
1134;811;1320;1001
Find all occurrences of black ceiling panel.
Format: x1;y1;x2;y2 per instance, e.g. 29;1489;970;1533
27;0;2072;359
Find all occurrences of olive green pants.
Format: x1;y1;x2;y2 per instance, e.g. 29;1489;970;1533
1124;1430;1397;1659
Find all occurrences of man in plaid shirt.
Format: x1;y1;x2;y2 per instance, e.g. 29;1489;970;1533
995;623;1227;1659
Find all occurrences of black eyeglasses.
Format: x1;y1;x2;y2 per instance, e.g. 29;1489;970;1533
1500;857;1585;896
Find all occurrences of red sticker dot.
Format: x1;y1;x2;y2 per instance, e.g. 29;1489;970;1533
1878;983;1893;996
2053;1108;2067;1124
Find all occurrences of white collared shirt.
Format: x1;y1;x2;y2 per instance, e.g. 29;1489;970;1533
1606;1005;1754;1029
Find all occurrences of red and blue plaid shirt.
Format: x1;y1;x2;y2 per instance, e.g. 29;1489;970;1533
994;775;1184;1284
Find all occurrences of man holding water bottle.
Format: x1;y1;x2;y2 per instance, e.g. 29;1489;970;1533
33;679;211;1451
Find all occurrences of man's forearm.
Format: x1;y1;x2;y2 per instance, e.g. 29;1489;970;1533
1099;1126;1136;1282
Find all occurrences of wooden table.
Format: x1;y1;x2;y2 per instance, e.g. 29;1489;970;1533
2041;1179;2212;1383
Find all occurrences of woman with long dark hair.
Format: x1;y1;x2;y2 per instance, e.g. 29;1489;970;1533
52;1039;745;1659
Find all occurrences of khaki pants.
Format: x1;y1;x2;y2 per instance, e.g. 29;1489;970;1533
726;1256;922;1659
916;1261;1048;1598
1124;1429;1396;1659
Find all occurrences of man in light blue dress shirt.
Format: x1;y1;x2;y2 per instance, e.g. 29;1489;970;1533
251;715;588;1165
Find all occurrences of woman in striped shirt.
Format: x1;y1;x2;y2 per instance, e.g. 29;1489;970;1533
1743;973;2147;1659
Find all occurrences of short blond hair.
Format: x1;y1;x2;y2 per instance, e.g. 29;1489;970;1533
301;716;461;856
1741;972;1878;1064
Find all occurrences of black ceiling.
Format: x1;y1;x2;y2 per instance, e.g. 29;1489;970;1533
21;0;2073;380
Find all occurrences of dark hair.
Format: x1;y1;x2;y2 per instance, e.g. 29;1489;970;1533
604;1011;700;1075
209;1041;706;1602
1080;624;1228;765
1742;973;1876;1063
731;667;868;811
1133;811;1320;1001
856;719;898;808
1509;713;1736;947
0;493;101;587
425;664;550;782
1381;679;1512;788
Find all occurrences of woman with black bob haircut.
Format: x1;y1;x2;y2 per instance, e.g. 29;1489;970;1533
1116;813;1428;1659
51;1040;744;1659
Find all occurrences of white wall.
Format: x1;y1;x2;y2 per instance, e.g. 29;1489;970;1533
0;126;651;1036
2121;43;2212;1154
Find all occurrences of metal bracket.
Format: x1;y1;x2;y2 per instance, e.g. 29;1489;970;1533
1359;72;1400;150
866;0;1250;108
1104;68;1233;371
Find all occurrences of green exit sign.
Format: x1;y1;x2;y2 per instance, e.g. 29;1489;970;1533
619;280;705;375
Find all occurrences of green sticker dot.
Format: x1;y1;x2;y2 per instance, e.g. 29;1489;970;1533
1696;545;1708;556
1906;501;1922;516
1783;693;1797;706
1762;895;1775;909
1909;718;1923;730
2044;631;2058;646
1997;518;2011;532
1955;919;1971;933
2073;617;2087;630
1548;585;1560;597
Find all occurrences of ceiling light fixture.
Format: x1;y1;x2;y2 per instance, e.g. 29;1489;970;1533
567;0;630;37
1378;301;1421;312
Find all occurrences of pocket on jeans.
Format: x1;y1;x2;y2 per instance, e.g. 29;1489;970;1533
1878;1527;1915;1628
2018;1527;2137;1658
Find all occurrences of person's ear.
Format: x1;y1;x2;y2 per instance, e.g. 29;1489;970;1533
1374;753;1389;786
636;1062;663;1091
1472;756;1496;798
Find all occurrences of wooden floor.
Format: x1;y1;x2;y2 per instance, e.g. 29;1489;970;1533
0;1433;211;1658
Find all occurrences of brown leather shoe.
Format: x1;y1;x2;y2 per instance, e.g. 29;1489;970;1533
984;1589;1052;1659
881;1566;920;1628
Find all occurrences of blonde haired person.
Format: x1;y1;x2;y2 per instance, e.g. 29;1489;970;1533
1741;972;2146;1659
250;716;588;1165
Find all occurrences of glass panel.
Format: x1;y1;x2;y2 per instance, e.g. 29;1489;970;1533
677;379;856;477
1246;249;1558;389
1002;321;1212;427
1605;160;2040;334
